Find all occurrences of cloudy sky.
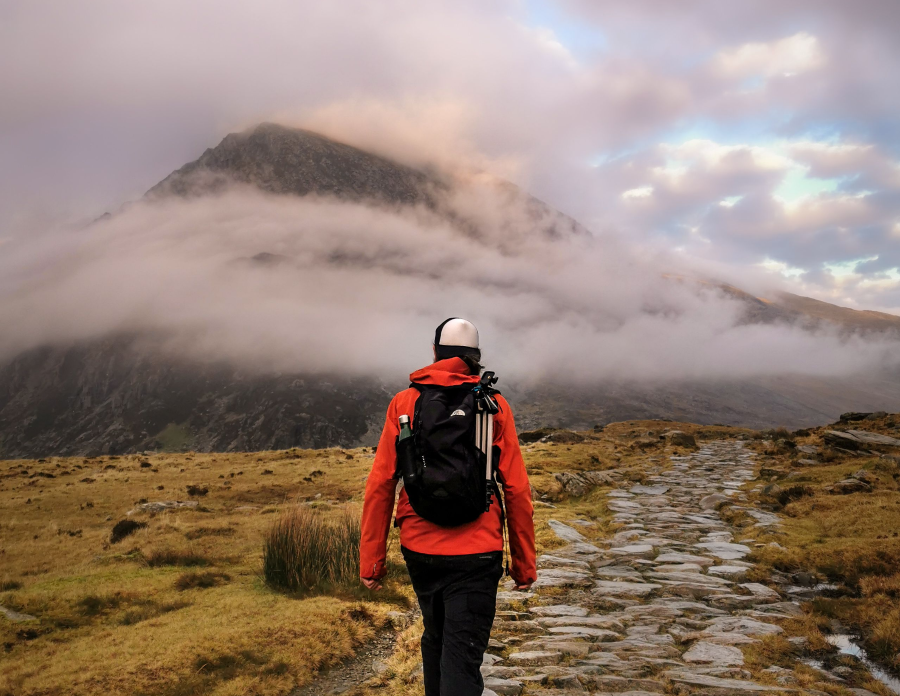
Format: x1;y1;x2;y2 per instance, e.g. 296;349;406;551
2;0;899;313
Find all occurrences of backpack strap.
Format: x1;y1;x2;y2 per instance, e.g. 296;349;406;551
493;460;511;577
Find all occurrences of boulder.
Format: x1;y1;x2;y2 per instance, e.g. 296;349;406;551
481;677;523;695
608;544;655;558
664;671;789;693
507;651;562;666
529;604;589;618
654;552;715;566
707;565;750;580
547;520;586;542
682;640;744;666
554;470;616;497
481;666;524;678
630;484;669;495
538;554;590;569
838;412;873;423
579;675;666;693
546;626;620;640
521;640;591;656
665;431;697;449
0;605;37;622
519;427;582;444
555;472;589;497
593;580;661;597
703;616;783;637
824;429;900;450
533;568;592;588
582;471;619;485
699;493;729;510
128;500;198;515
826;478;872;495
852;469;877;484
761;483;783;497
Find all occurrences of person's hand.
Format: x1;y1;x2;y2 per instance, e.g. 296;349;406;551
361;577;383;591
513;583;533;591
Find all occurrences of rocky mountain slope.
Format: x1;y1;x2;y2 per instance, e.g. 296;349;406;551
0;336;389;458
1;123;899;458
147;122;438;207
147;122;588;240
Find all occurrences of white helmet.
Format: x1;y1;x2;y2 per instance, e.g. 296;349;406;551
434;317;479;349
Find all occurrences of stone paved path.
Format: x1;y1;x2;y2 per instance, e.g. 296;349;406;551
482;440;820;695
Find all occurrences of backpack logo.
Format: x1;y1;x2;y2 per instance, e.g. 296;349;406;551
450;409;466;417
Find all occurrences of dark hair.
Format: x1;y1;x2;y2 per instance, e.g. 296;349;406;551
460;354;483;375
435;344;482;373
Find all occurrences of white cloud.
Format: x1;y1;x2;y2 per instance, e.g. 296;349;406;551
622;185;654;199
713;32;825;79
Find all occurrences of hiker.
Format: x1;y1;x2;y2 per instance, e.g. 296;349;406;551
360;317;537;696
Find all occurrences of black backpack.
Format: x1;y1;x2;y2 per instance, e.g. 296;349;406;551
396;372;501;527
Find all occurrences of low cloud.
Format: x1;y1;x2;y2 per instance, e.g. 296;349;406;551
1;186;895;385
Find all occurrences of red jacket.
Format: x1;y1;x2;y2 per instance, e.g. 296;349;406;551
359;358;537;586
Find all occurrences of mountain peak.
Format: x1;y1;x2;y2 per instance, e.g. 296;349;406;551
146;122;439;206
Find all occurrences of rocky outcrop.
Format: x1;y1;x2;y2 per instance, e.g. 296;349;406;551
0;336;389;458
664;430;697;449
823;429;900;450
554;471;620;497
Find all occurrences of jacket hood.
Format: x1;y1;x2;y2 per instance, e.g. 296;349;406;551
409;358;480;387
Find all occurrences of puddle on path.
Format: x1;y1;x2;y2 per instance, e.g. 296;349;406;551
827;634;900;695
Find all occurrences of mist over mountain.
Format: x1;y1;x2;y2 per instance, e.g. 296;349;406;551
147;123;588;241
1;123;899;458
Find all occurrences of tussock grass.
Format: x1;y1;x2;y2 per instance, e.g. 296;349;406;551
775;484;814;507
77;593;123;616
861;573;900;598
144;547;211;567
110;519;146;543
174;571;230;591
182;525;235;540
118;599;190;626
263;505;360;592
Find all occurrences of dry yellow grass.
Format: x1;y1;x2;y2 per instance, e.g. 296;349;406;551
0;447;403;696
749;417;900;672
0;421;737;695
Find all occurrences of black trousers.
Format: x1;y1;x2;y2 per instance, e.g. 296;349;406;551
402;547;503;696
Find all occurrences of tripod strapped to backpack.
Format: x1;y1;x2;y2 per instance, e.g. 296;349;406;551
396;369;504;527
472;371;500;513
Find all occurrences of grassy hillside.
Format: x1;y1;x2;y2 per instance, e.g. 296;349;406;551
0;447;393;696
746;413;900;671
0;421;710;696
3;416;899;695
